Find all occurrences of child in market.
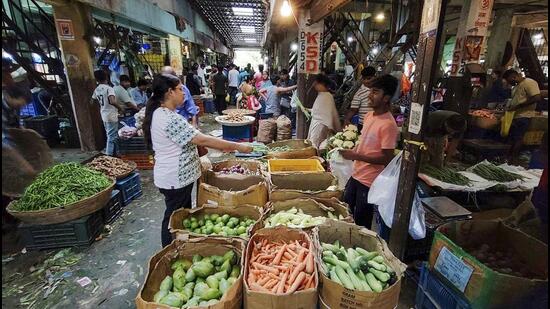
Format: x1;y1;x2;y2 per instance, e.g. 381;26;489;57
340;74;399;229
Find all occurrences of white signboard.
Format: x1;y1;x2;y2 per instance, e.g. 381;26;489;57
298;22;323;74
419;0;442;34
434;246;474;292
408;102;424;135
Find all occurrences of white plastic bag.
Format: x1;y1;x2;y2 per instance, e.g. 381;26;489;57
368;151;426;240
328;149;354;190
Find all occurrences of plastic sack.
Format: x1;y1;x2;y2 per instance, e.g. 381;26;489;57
368;151;426;240
276;115;292;141
328;149;354;190
500;111;515;137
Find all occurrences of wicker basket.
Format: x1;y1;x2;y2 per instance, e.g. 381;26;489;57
6;180;115;225
266;139;318;159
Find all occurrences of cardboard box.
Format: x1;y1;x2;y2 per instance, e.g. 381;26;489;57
313;221;406;309
204;159;266;189
243;227;318;309
429;220;548;309
266;139;318;159
264;198;353;226
135;237;246;309
169;204;264;241
269;172;342;201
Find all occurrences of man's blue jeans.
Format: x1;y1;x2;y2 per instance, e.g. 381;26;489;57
104;121;118;155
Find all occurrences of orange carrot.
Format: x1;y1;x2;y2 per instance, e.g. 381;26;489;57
252;262;280;275
276;270;289;294
288;262;305;283
287;272;306;293
283;252;294;260
305;252;314;274
273;244;287;265
264;279;278;289
297;248;307;263
257;276;270;286
251;282;270;292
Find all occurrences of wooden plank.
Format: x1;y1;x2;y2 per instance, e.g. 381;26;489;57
308;0;351;24
388;0;449;260
514;13;548;27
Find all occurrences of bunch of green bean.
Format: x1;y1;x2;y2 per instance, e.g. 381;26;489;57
472;163;525;182
13;162;112;211
420;164;472;186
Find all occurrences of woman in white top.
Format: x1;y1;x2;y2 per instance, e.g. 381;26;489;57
143;74;252;247
307;74;342;149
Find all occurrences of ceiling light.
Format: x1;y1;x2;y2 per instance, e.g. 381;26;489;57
264;56;269;61
533;33;543;40
206;48;212;53
31;53;42;62
347;36;354;43
281;0;292;17
2;50;13;60
240;26;256;33
93;36;102;44
243;38;257;43
375;12;385;22
232;7;254;16
290;43;298;51
372;48;379;55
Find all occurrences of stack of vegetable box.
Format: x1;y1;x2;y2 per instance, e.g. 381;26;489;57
198;160;268;207
8;163;115;250
136;237;245;308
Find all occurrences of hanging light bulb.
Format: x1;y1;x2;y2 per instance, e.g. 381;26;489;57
347;36;354;43
372;48;379;55
375;12;385;22
290;43;298;51
281;0;292;17
93;36;102;44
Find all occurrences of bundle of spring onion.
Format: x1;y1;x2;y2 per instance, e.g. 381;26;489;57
420;164;472;186
472;162;525;182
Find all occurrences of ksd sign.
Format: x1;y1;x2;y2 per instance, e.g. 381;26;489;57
298;22;323;74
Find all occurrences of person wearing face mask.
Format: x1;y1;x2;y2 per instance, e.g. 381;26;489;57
143;74;253;247
339;75;399;229
502;69;542;163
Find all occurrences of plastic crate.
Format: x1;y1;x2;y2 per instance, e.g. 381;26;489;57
18;211;104;251
118;137;152;155
268;159;325;173
115;172;143;206
102;189;123;224
204;100;215;114
221;124;253;142
523;130;545;146
260;113;274;119
120;153;154;170
22;115;59;144
19;102;38;117
415;263;471;309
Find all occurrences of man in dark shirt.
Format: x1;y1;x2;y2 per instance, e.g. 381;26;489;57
423;110;467;167
212;65;228;115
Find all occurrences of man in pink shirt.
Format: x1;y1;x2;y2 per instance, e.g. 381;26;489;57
340;75;399;228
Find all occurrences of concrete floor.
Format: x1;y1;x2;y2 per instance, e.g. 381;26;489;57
2;114;417;309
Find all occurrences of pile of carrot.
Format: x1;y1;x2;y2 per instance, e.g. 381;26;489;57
247;238;316;294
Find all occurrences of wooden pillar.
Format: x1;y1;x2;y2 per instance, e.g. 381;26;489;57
52;1;104;151
388;0;448;259
485;9;514;70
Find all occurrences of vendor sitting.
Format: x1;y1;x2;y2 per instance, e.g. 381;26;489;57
423;110;467;168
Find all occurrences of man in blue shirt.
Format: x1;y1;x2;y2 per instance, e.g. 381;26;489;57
129;79;149;108
161;66;199;127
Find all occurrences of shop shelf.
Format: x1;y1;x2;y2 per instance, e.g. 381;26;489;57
415;263;471;309
18;211;104;251
102;189;123;224
115;172;143;206
268;159;325;173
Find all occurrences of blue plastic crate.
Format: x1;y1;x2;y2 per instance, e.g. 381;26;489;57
415;264;471;309
204;100;215;114
20;102;38;117
102;189;123;224
222;124;253;142
115;172;142;206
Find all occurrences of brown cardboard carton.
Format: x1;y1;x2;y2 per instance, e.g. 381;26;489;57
313;221;406;309
198;182;269;207
243;227;318;309
265;139;318;159
429;220;548;308
263;198;353;227
169;204;264;241
269;172;342;201
135;237;245;309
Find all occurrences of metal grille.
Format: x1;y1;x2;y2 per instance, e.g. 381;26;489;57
188;0;268;46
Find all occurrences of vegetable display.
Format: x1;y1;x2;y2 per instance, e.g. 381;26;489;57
222;114;246;123
247;239;316;294
420;164;472;186
468;244;540;279
264;207;343;229
329;125;360;150
86;155;135;178
472;162;525;182
182;214;256;238
153;251;241;308
269;145;292;153
218;164;259;176
470;109;497;119
13;163;112;211
320;241;397;292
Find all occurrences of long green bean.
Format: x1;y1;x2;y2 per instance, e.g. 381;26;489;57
13;162;112;211
472;162;525;182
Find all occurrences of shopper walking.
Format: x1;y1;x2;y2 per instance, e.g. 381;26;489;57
212;65;228;115
340;75;399;229
227;64;240;105
91;70;124;156
143;74;252;247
